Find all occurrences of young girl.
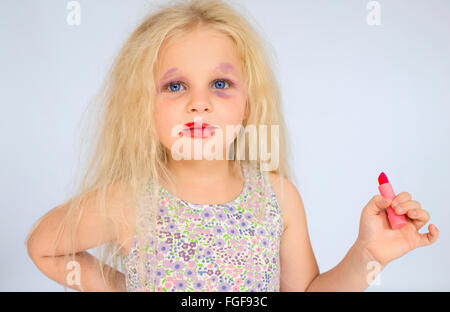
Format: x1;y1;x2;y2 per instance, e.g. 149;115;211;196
25;0;439;292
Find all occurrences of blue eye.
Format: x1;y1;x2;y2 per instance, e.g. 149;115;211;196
164;79;232;93
167;82;185;92
213;80;229;89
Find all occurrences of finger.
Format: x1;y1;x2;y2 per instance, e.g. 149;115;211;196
392;200;428;230
416;224;440;248
392;200;421;215
368;195;393;215
391;192;412;208
406;209;430;230
405;208;430;230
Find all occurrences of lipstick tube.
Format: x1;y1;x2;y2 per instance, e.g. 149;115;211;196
378;177;408;229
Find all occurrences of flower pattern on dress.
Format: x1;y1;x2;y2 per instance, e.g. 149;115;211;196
124;162;284;292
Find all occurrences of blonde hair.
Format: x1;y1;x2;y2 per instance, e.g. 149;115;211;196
25;0;294;292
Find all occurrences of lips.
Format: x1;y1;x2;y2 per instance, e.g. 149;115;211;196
181;121;217;138
184;122;215;130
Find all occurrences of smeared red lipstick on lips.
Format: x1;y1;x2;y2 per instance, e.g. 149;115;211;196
179;122;217;138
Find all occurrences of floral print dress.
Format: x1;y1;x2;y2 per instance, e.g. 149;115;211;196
124;162;284;292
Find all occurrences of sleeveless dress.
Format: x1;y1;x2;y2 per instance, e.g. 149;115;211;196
123;162;285;292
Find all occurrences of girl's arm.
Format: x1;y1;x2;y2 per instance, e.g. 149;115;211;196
268;173;320;291
276;178;438;291
31;251;126;292
303;239;380;292
272;173;384;292
26;184;132;292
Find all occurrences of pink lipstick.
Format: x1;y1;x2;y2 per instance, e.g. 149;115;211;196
378;172;408;229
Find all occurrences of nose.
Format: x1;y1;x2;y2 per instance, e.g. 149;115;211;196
186;93;213;113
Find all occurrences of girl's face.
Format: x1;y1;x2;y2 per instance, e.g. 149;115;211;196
154;26;248;160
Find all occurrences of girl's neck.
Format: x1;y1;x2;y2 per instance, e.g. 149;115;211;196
166;158;238;186
161;159;244;205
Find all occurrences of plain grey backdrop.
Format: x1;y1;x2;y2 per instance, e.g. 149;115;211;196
1;0;449;291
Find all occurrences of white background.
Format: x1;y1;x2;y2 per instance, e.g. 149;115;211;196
1;0;449;291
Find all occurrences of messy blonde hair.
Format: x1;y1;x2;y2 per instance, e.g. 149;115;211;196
25;0;294;292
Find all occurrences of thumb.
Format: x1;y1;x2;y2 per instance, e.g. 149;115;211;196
365;195;392;216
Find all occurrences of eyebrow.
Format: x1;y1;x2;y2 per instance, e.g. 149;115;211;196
159;62;236;82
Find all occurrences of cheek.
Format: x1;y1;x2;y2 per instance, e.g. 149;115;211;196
215;88;247;117
154;105;178;147
215;101;246;137
214;90;232;99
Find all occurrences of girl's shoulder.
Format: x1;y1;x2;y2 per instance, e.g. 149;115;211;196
267;172;304;233
108;182;139;259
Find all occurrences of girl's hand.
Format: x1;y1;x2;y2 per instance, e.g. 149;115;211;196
355;192;439;267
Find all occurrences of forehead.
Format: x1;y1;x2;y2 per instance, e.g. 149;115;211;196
160;62;237;81
156;27;242;77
